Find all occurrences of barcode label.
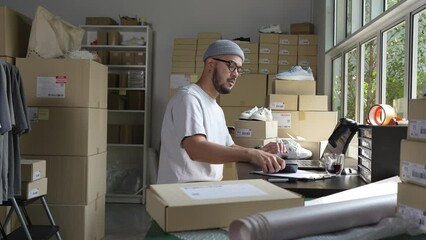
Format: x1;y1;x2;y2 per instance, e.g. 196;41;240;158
29;188;40;198
409;120;426;140
236;128;252;138
33;170;41;180
271;102;285;110
398;204;426;231
401;161;426;185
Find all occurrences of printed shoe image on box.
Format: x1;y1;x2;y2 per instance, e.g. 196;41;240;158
276;66;314;81
250;107;273;121
280;138;312;160
259;24;282;34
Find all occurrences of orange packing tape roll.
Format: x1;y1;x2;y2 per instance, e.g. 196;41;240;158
368;104;396;126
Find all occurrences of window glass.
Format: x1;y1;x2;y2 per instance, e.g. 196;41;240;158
344;48;358;120
386;0;400;10
382;21;406;116
347;0;362;36
412;9;426;99
335;0;346;45
332;57;343;119
364;0;384;25
361;38;378;123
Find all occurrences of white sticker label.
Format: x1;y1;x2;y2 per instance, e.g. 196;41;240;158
409;120;426;140
29;188;40;198
401;161;426;185
36;76;66;98
260;48;271;54
236;128;252;138
33;170;41;181
181;183;267;200
280;39;290;45
398;204;426;231
170;74;190;89
279;49;290;55
272;112;291;128
271;102;285;110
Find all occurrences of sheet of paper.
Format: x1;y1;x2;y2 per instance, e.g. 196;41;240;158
251;169;333;180
180;183;268;200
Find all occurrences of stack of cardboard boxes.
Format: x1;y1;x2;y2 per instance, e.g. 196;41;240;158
397;98;426;233
17;58;108;240
237;41;259;74
171;38;197;74
258;33;279;74
20;159;47;200
196;32;222;74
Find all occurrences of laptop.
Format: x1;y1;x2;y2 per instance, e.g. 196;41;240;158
282;118;358;170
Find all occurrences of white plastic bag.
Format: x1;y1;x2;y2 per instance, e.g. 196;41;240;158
27;6;84;58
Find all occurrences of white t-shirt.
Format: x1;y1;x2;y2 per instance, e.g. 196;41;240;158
157;84;234;184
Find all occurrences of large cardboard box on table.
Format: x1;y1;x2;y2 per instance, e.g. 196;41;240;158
234;120;278;139
407;98;426;142
272;111;338;141
0;7;31;58
26;195;106;240
16;58;108;108
400;139;426;187
397;182;426;233
20;107;107;156
22;153;106;205
146;179;304;232
219;74;267;107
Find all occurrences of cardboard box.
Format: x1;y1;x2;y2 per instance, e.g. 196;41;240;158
266;94;298;111
26;195;105;240
120;16;140;25
298;35;318;45
298;95;328;111
107;30;120;45
122;52;134;65
298;45;318;56
279;45;298;56
258;53;278;65
407;98;426;142
242;64;259;74
20;107;107;156
16;58;108;108
173;44;197;51
96;31;108;45
234;120;278;139
173;49;197;56
278;56;298;66
290;23;314;34
298;55;317;67
109;51;122;64
85;17;117;25
397;182;426;233
218;74;267;107
273;111;338;141
146;179;304;232
243;53;259;64
22;153;106;205
279;34;298;45
221;106;248;126
20;178;48;200
259;43;279;54
0;7;31;58
223;163;238;181
237;42;259;53
21;159;46;182
171;67;195;73
259;33;280;43
294;139;328;160
233;138;277;148
174;38;197;45
172;55;195;62
400;140;426;187
172;61;195;68
274;79;316;95
258;64;277;74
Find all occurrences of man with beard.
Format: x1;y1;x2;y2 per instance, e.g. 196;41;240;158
157;40;285;184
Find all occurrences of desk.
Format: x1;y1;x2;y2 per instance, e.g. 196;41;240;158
236;162;366;198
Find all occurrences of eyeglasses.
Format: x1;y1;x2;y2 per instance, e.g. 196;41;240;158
212;58;244;74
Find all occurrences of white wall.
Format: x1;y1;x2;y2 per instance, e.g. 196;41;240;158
3;0;317;151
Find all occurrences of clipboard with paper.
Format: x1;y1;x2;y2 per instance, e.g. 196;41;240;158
250;170;336;181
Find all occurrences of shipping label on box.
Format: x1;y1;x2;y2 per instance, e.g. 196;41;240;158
237;42;259;53
397;182;426;233
408;120;426;141
298;35;318;45
279;45;298;56
272;112;293;128
400;140;426;186
259;43;278;54
234;120;278;139
266;94;298;111
279;34;298;45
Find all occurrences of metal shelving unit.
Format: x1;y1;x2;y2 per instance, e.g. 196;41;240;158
81;25;153;204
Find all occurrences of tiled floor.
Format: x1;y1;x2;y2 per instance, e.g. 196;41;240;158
105;203;153;240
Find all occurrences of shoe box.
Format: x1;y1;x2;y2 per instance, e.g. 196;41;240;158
172;38;197;73
400;139;426;187
266;94;298;111
0;6;31;59
146;179;304;232
19;159;48;200
219;74;267;107
407;98;426;142
298;95;328;111
270;78;316;95
295;139;328;160
290;22;315;34
234;120;278;139
16;58;108;109
397;182;426;233
233;137;277;148
272;111;338;141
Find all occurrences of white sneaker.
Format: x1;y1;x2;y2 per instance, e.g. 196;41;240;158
280;139;312;159
276;66;314;80
259;24;282;33
239;106;259;120
249;107;273;121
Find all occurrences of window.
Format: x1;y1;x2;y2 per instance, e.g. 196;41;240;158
361;38;378;123
332;57;343;119
412;9;426;99
344;48;358;120
347;0;362;36
335;0;346;45
382;22;406;116
363;0;384;25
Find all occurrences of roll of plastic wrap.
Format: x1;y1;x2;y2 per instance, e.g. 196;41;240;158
228;194;397;240
368;104;396;126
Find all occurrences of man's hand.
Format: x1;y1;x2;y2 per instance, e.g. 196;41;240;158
247;148;285;173
261;141;286;155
